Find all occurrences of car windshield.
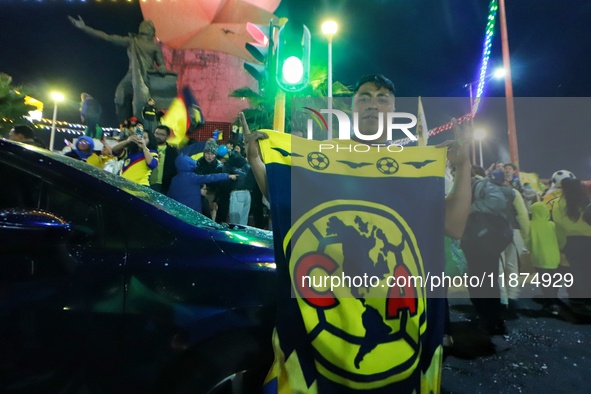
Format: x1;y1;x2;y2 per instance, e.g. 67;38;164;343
47;147;224;230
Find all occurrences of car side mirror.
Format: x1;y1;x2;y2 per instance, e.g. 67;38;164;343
0;209;73;280
0;208;72;247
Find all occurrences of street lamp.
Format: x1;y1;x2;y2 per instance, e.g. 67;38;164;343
49;92;64;151
321;20;338;140
473;128;486;168
465;66;504;163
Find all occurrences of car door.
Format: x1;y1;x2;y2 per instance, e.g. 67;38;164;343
0;158;127;392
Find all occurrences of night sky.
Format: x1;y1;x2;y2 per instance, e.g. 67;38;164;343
1;0;590;178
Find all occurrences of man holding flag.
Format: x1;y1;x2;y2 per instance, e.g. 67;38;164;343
243;74;471;393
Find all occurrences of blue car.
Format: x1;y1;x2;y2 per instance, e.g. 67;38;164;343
0;139;276;393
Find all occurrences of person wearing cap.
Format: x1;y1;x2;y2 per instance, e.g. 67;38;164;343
194;139;230;223
241;74;472;393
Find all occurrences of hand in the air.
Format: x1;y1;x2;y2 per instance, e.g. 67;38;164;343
239;112;268;162
68;15;86;29
436;118;471;168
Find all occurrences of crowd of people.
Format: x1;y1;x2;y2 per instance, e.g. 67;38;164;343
442;158;591;347
4;109;266;228
4;73;590;392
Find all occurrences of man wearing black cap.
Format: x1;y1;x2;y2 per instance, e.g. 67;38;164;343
194;139;231;223
241;74;472;393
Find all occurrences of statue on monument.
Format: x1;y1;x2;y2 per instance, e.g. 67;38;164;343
69;15;170;123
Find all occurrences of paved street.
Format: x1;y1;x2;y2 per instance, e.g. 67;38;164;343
442;285;591;393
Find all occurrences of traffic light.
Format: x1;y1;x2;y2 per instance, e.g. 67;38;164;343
244;21;275;93
276;22;311;92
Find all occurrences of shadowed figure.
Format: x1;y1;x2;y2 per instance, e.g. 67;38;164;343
68;15;167;123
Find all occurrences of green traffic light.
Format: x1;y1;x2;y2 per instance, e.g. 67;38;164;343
282;56;304;84
275;22;311;92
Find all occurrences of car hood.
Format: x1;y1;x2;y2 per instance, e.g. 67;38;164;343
209;224;275;268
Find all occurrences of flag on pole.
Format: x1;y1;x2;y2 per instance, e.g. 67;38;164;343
161;86;205;148
416;96;429;147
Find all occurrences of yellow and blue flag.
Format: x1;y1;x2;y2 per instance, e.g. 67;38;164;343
161;86;205;148
261;131;447;393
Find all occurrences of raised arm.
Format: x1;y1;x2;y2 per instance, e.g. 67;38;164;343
240;112;269;199
439;119;472;239
69;15;130;47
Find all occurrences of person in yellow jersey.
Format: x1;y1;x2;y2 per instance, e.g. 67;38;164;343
111;126;158;186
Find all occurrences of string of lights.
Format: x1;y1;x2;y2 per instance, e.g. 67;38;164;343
471;0;499;116
395;0;497;145
393;112;473;146
33;118;120;136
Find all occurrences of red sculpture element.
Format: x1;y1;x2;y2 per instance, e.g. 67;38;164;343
140;0;280;61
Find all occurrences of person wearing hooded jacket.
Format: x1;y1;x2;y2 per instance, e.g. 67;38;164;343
65;136;103;168
167;155;236;214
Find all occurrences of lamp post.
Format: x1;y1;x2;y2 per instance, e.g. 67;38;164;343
474;128;486;168
464;67;505;164
49;92;64;151
321;20;338;140
498;0;519;169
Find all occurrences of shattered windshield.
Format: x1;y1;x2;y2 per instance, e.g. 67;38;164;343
48;149;223;230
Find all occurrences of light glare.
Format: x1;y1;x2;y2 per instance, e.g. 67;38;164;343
493;67;506;79
283;56;304;84
51;92;64;102
474;129;486;141
321;21;338;36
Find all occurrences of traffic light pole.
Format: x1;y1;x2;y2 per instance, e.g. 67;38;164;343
327;34;333;140
273;90;286;133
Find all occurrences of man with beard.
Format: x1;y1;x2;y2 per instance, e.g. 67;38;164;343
149;125;178;194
